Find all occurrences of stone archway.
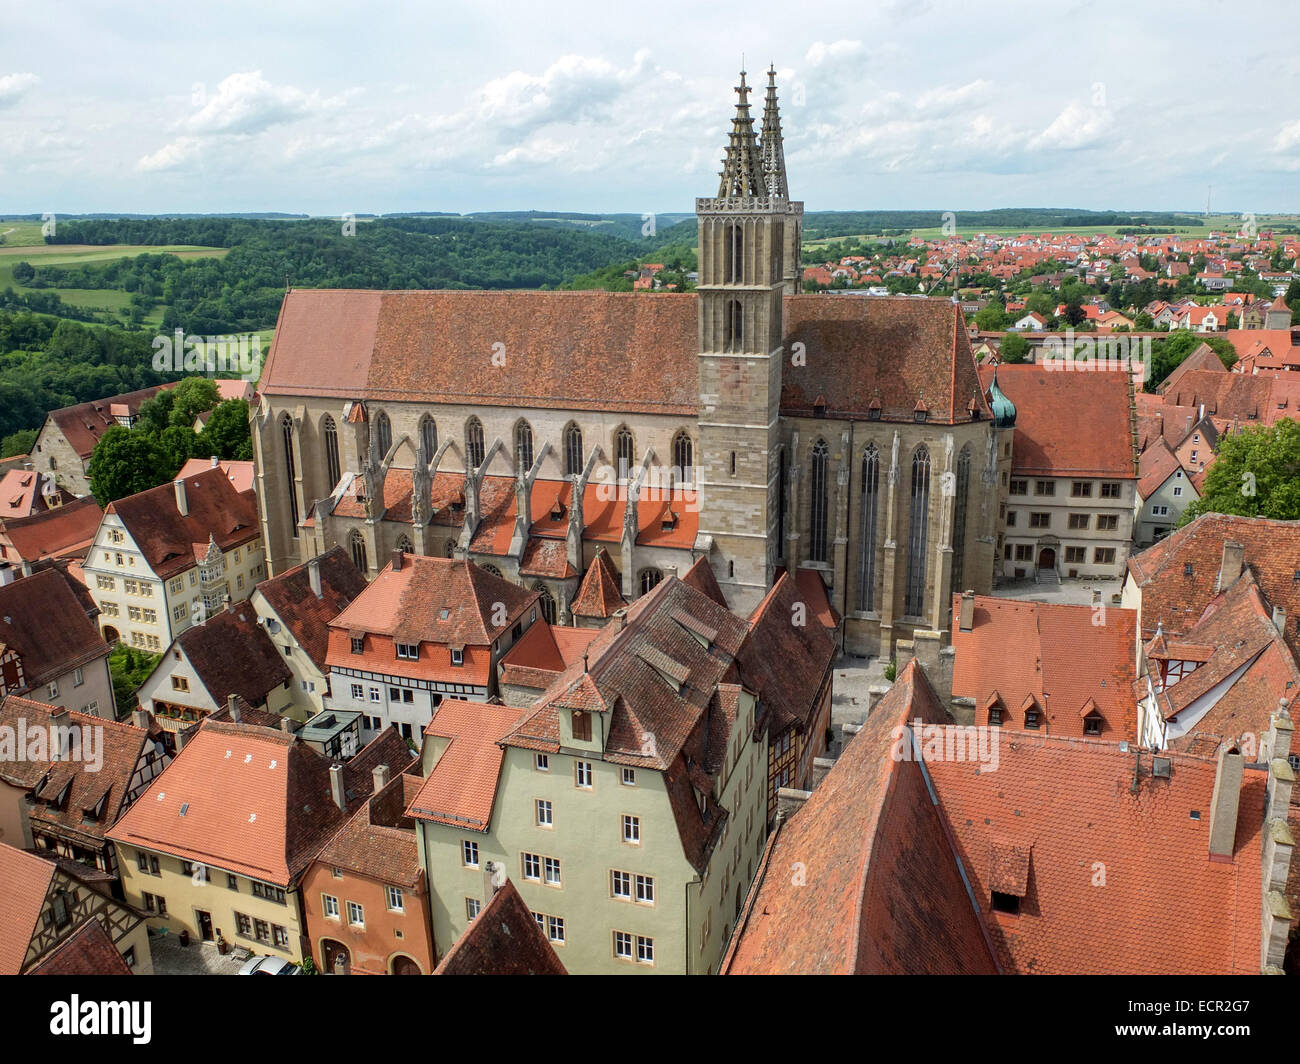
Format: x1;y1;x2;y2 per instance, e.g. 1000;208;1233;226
390;953;422;975
1037;547;1056;571
101;625;120;644
320;939;350;975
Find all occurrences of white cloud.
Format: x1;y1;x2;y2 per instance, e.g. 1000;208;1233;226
0;72;39;108
1273;119;1300;153
185;71;331;135
1029;102;1112;151
137;136;202;172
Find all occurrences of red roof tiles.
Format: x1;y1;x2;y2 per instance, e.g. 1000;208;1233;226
433;879;566;975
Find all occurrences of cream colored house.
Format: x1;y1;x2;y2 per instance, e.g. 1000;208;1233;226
84;465;264;650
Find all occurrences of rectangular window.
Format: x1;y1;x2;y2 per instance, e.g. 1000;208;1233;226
522;852;541;881
466;897;482;920
622;814;640;844
1034;480;1055;496
635;874;655;905
1005;511;1016;527
547;915;565;944
235;912;252;937
1009;479;1028;496
535;754;549;772
227;874;238;891
171;676;189;692
614;931;633;959
1064;546;1087;564
254;919;270;943
611;870;632;899
73;667;83;687
323;894;339;918
1094;547;1117;565
621;767;636;787
1096;514;1119;531
347;901;364;927
272;925;288;950
386;886;405;912
536;799;553;827
1014;544;1033;562
450;647;464;667
575;760;593;789
1071;481;1092;498
350;636;365;654
462;840;479;868
350;683;363;699
368;687;380;703
543;856;562;886
636;935;655;965
1172;486;1183;498
1029;512;1050;529
396;642;419;660
1067;513;1089;530
571;710;591;741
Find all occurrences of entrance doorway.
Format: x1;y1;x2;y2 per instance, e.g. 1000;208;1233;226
196;910;214;941
1037;547;1056;570
321;939;350;975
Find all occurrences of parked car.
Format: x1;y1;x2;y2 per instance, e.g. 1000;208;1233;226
238;955;301;975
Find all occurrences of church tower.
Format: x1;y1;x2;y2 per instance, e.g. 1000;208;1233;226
696;68;803;611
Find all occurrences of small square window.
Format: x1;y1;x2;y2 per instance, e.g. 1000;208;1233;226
621;768;636;787
991;891;1020;915
535;754;549;772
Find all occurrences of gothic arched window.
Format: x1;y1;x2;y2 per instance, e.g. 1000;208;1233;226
615;426;634;480
482;564;503;578
809;439;829;563
858;444;880;612
905;446;932;617
281;413;299;535
535;584;557;625
725;222;744;284
672;431;694;485
322;414;340;495
349;530;367;574
950;445;973;598
776;446;787;560
396;533;413;554
375;411;392;459
639;568;663;596
515;420;534;474
419;416;437;461
465;417;485;470
445;539;457;558
724;299;743;352
564;423;584;477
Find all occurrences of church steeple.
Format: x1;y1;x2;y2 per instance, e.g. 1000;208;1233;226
760;65;788;199
717;69;765;198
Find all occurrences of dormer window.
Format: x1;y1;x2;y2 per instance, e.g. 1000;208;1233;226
571;711;592;742
450;647;464;667
866;407;882;421
991;891;1020;916
350;636;365;654
1083;711;1103;736
1024;708;1040;729
988;707;1003;727
396;642;419;661
913;410;928;423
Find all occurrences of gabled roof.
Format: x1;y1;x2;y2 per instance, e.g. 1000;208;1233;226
107;469;259;580
723;660;997;975
927;734;1267;974
28;917;132;975
978;364;1137;478
570;548;625;620
1136;437;1184;500
2;695;159;847
1157;342;1226;396
679;554;728;608
108;720;411;887
0;843;59;974
406;699;527;832
315;773;423;888
433;879;566;975
43;385;174;461
0;567;110;688
0;495;103;563
497;620;600;692
254;545;367;673
169;605;292;707
951;595;1138;739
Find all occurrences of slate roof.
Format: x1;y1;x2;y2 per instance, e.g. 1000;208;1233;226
433;879;566;975
723;660;997;974
0;567;111;689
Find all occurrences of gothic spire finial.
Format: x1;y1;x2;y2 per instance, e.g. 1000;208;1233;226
716;68;765;199
761;65;789;198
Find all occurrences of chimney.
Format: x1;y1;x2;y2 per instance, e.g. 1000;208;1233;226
372;764;391;792
279;716;295;735
329;762;347;811
392;547;403;572
1218;540;1244;590
210;455;219;469
131;708;151;730
226;694;241;723
959;590;975;632
1272;605;1287;634
50;707;71;760
20;560;33;579
1208;743;1244;859
174;478;188;518
307;556;322;599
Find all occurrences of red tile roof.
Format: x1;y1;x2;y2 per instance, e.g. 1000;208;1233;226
44;385;175;461
107;468;259;581
0;496;103;564
570;548;624;620
0;842;58;974
979;363;1137;478
433;879;566;975
406;699;527;831
1157;342;1226;396
0;470;71;519
951;595;1138;740
927;736;1267;974
27;917;132;975
0;567;110;690
315;774;424;888
254;545;368;673
176;457;255;494
1136;437;1183;499
497;620;600;691
723;660;997;975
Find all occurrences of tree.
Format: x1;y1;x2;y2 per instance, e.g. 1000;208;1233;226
1181;419;1300;523
167;377;220;429
196;398;253;460
975;304;1008;331
1;428;37;458
1147;331;1236;390
1000;332;1030;363
86;425;168;506
109;644;162;716
11;261;34;283
158;424;197;476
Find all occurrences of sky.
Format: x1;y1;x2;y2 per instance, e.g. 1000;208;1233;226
2;0;1299;217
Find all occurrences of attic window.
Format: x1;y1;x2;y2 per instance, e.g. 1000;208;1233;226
661;510;678;532
550;498;566;521
350;636;364;654
991;891;1020;916
1083;711;1103;736
1183;563;1193;577
913;410;928;423
867;407;881;421
571;711;592;742
1023;708;1041;730
988;707;1003;727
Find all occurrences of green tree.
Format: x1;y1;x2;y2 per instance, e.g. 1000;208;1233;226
1000;332;1030;363
1181;419;1300;523
196;398;253;460
158;424;197;475
1147;331;1236;390
167;377;220;428
1;428;37;458
11;261;34;283
86;425;168;506
974;304;1008;331
109;644;162;716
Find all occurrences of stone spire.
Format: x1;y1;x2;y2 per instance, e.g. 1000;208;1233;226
717;69;765;198
760;64;788;199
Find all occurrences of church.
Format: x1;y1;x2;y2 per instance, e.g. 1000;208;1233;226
252;67;1002;658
